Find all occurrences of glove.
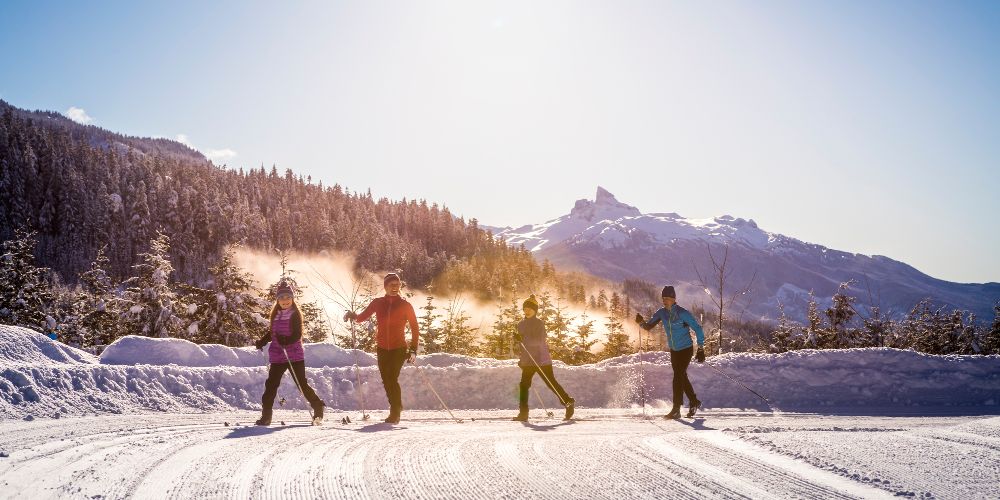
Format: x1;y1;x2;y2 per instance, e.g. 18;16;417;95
696;347;705;363
513;333;523;343
343;311;357;322
254;338;267;351
634;313;644;325
407;344;417;364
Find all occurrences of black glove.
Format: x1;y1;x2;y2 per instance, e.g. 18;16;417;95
634;313;644;325
343;311;357;322
254;338;267;351
696;347;705;363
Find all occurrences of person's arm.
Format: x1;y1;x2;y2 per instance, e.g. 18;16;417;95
277;311;303;346
352;299;379;323
254;328;271;350
407;302;420;352
639;309;663;331
683;310;705;347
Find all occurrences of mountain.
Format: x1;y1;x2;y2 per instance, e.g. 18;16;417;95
494;187;1000;320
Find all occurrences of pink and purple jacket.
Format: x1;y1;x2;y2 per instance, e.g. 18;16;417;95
267;307;305;364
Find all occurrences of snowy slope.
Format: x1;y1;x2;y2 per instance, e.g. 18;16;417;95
3;326;998;420
493;188;1000;320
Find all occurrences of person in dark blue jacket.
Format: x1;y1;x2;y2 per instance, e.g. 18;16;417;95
635;285;705;419
512;294;575;422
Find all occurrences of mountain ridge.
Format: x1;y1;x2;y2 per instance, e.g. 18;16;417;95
494;188;999;320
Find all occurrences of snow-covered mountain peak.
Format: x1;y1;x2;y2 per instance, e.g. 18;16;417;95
569;187;641;223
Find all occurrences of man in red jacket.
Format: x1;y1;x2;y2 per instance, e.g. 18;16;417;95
344;273;420;424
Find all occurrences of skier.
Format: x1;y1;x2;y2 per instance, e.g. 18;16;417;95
635;285;705;419
512;294;575;422
343;273;420;424
253;280;326;425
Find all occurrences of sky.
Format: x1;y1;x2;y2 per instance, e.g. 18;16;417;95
1;0;998;283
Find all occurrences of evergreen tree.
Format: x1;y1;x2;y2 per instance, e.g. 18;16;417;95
602;292;633;358
0;228;54;331
440;296;479;356
122;231;183;337
182;245;268;346
802;291;824;348
483;297;521;359
824;281;857;347
77;246;124;347
536;291;573;363
418;295;443;354
569;309;599;365
769;303;798;353
983;303;1000;355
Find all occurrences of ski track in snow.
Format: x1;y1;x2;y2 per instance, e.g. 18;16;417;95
3;410;998;499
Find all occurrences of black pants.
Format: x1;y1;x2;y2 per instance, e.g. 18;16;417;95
670;346;698;408
519;365;571;411
377;347;408;413
261;360;322;413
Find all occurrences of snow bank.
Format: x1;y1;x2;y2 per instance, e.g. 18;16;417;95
1;326;998;419
100;335;375;368
0;325;96;365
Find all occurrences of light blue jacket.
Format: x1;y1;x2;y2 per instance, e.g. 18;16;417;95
641;304;704;351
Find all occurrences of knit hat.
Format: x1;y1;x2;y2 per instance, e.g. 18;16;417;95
661;285;676;299
276;280;295;297
522;294;539;312
383;272;401;285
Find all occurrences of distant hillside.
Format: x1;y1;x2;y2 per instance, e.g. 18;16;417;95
0;100;539;293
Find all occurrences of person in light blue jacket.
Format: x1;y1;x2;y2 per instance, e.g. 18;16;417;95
635;285;705;419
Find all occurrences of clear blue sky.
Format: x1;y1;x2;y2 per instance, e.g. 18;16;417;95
2;1;998;283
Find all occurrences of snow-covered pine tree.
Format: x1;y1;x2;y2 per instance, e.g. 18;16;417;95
823;281;856;348
536;291;573;363
418;295;443;354
77;246;125;347
122;231;183;338
440;295;479;356
181;245;268;346
769;303;799;353
602;292;633;359
482;297;521;360
802;291;824;348
569;309;599;365
0;228;54;331
984;303;1000;355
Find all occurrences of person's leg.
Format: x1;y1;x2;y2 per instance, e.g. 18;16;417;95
260;363;286;422
669;348;688;413
377;348;394;410
386;348;407;412
290;360;324;417
674;347;696;404
514;366;535;420
538;365;571;405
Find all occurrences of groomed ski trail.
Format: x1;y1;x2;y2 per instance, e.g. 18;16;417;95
1;410;997;499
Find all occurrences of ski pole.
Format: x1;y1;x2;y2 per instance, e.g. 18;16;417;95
704;362;771;405
413;361;464;423
331;303;370;421
519;341;568;407
280;345;315;421
533;387;553;418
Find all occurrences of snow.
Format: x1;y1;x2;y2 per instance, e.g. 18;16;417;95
1;411;997;499
2;325;999;498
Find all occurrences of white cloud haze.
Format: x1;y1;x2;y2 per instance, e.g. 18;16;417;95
64;106;92;124
176;134;237;163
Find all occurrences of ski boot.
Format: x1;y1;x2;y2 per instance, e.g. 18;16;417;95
563;397;575;421
255;411;272;426
384;406;401;424
511;410;529;422
311;400;325;425
686;399;702;418
664;407;682;420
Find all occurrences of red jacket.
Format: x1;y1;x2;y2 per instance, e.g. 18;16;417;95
356;295;420;350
